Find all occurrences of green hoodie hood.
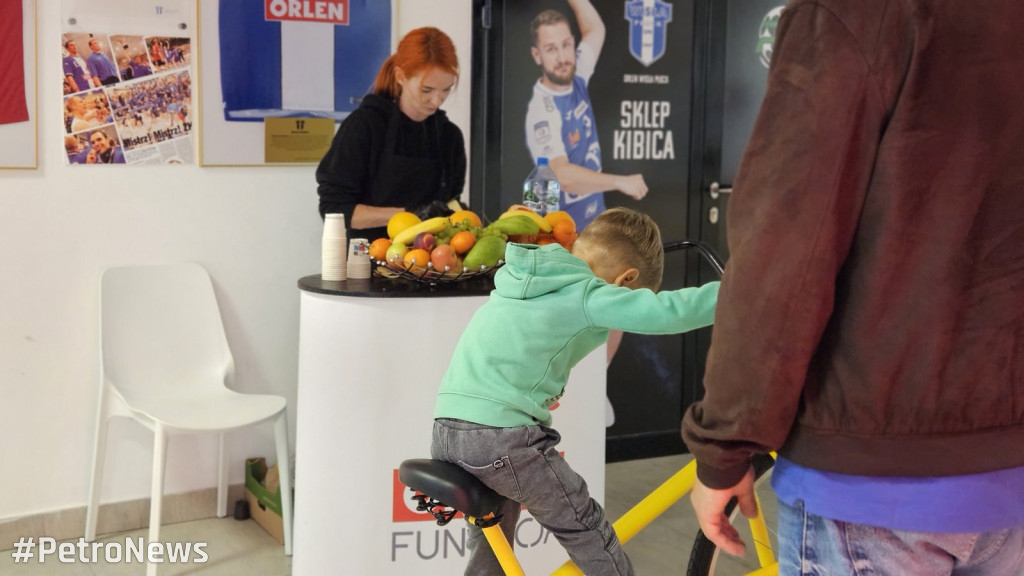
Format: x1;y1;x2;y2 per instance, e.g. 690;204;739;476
494;243;596;300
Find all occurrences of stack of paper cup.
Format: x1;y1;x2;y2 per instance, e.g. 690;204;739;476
321;214;347;281
347;238;372;279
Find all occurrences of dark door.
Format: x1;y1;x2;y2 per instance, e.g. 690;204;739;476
695;0;785;262
682;0;785;413
469;0;783;461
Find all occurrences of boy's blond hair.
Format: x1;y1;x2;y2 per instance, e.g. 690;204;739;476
576;208;664;291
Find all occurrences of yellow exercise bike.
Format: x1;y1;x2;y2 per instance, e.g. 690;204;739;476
399;451;777;576
400;241;779;576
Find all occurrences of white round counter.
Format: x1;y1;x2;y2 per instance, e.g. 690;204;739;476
293;275;606;575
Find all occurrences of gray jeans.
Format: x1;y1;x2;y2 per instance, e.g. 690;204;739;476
431;418;634;576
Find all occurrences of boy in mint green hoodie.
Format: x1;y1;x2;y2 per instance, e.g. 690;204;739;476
432;208;719;576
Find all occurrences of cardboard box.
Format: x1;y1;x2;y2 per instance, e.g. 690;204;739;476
245;457;285;545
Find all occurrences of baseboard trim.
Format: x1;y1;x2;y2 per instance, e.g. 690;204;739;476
0;484;247;551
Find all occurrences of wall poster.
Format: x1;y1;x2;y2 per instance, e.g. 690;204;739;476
0;0;37;169
491;0;696;450
198;0;396;166
61;0;195;165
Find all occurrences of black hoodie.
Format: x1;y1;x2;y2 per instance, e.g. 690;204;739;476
316;94;466;241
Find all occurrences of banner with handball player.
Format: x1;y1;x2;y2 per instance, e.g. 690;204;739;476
497;0;696;449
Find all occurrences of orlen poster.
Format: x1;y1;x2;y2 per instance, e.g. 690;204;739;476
199;0;393;165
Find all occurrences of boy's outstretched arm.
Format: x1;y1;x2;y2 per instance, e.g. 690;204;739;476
583;281;720;335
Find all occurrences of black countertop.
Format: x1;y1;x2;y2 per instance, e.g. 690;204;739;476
297;274;495;298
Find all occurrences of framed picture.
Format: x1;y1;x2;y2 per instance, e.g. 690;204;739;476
197;0;396;166
0;0;37;169
60;0;195;165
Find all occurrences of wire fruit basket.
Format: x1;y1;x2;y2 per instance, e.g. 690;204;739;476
373;258;503;285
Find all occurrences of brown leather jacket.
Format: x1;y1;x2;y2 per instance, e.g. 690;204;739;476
682;0;1024;488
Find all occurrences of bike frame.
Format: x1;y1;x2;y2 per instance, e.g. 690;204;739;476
551;454;778;575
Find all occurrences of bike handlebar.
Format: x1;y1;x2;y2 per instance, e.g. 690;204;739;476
663;240;725;278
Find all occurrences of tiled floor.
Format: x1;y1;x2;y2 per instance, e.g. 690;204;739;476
0;455;777;575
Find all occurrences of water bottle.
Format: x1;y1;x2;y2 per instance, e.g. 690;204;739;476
523;157;561;216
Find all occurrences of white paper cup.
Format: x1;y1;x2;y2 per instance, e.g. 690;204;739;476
322;235;347;281
323;213;346;238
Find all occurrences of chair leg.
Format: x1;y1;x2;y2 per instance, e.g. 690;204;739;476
85;408;110;542
147;424;168;576
217;433;228;518
273;412;293;556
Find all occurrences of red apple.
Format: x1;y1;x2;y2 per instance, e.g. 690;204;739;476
430;244;461;274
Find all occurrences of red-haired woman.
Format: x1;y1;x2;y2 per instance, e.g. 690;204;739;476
316;27;466;241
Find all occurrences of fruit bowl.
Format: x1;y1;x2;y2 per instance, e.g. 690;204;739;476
372;258;504;286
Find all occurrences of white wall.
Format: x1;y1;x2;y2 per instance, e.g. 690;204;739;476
0;0;473;522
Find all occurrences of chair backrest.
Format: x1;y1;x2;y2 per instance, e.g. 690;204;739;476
100;263;233;401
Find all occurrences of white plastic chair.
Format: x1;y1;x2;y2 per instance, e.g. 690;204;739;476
85;263;292;574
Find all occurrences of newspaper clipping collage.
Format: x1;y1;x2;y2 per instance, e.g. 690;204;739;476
61;30;193;165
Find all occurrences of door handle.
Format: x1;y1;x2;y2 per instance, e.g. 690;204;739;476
709;182;733;200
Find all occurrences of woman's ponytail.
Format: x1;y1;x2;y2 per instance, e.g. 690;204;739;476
373;55;400;99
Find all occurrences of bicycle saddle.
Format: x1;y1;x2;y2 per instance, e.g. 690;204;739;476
399;459;505;519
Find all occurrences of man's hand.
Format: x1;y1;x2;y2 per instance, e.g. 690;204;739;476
689;467;758;557
615;174;649;200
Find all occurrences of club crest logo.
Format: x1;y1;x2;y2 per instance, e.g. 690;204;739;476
757;6;785;69
625;0;673;67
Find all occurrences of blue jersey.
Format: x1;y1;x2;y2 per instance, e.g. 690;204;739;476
217;0;392;122
63;55;91;93
525;42;604;229
87;52;118;82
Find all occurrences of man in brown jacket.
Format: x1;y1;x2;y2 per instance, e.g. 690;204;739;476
682;1;1024;573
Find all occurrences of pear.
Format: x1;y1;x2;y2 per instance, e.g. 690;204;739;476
385;242;409;270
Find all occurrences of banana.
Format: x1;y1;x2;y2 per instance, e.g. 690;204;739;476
392;216;450;246
487;215;540;236
499;207;553;233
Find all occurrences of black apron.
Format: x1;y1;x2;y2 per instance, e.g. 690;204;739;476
354;110;447;241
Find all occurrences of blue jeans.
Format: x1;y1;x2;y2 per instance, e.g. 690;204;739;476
431;418;633;576
779;499;1024;575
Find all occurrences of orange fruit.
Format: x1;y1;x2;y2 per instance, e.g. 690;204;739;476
552;218;576;235
404;248;431;270
544;210;575;229
450;230;477;255
368;238;391;262
449;209;482;228
552;219;578;250
387;211;421;239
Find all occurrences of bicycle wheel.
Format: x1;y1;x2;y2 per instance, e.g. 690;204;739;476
686;453;777;576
